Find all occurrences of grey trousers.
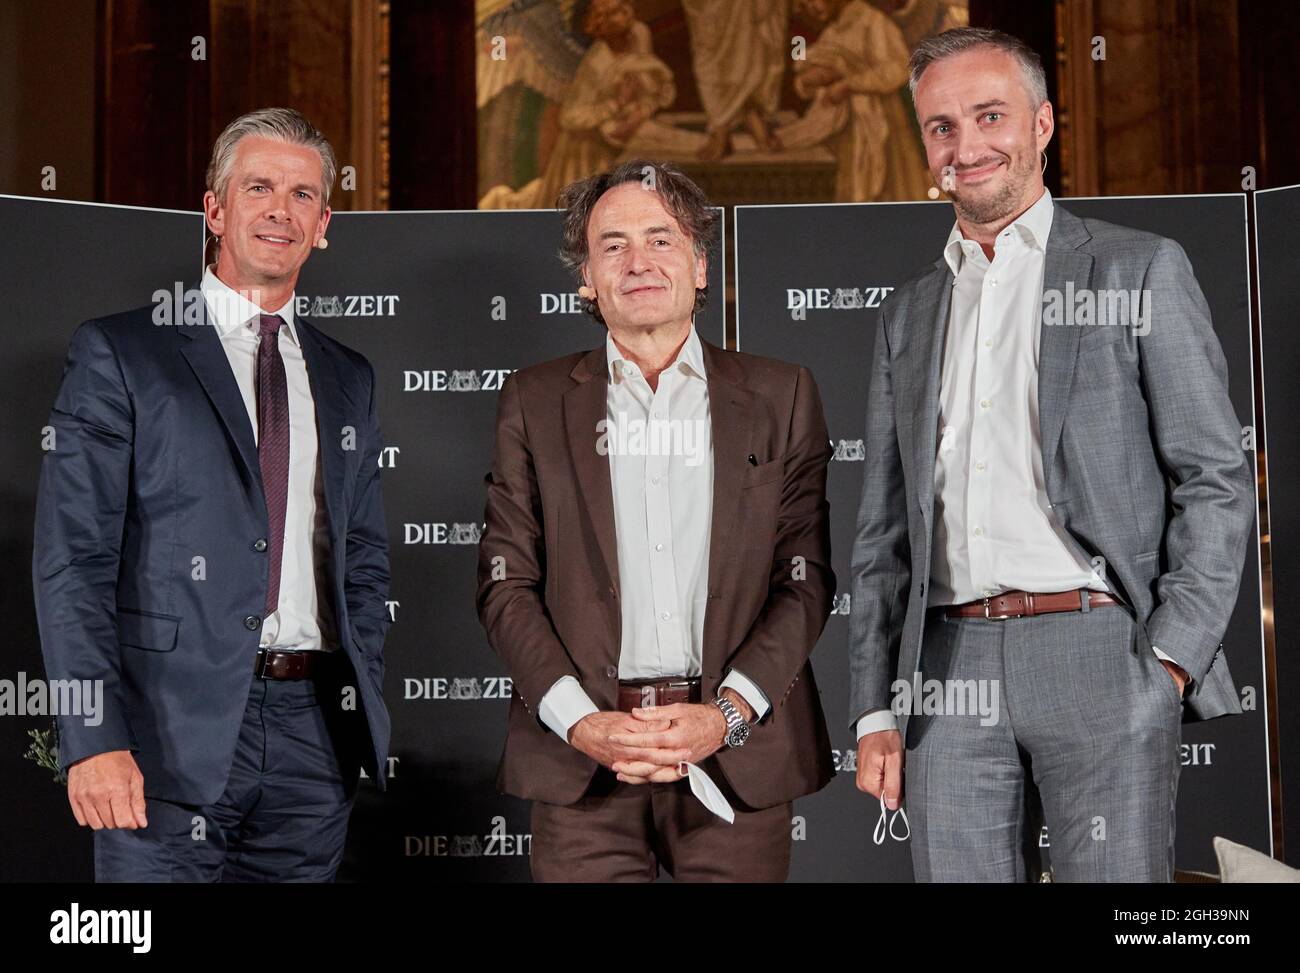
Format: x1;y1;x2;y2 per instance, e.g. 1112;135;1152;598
905;601;1182;882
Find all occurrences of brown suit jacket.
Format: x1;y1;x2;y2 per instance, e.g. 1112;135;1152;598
475;337;836;809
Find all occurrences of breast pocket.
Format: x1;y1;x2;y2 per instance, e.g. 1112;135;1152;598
742;457;783;489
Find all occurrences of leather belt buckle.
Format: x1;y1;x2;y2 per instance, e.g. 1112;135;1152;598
982;595;1023;620
255;649;275;680
256;648;310;680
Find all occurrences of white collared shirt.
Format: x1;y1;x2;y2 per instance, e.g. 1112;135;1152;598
930;188;1104;607
538;324;769;740
856;190;1177;739
200;267;336;652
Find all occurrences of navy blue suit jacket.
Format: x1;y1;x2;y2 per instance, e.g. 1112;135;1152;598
33;294;392;804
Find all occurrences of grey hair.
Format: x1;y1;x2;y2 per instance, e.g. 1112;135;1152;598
205;107;337;211
908;27;1047;109
556;159;719;326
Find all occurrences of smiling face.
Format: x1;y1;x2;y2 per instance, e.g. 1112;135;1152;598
581;181;707;338
203;135;331;291
914;47;1053;227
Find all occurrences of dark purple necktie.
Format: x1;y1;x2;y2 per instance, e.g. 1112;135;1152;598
256;313;290;617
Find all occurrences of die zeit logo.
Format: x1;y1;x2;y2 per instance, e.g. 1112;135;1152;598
539;293;586;314
403;369;514;391
786;286;894;311
405;816;530;857
293;294;400;317
403;676;514;700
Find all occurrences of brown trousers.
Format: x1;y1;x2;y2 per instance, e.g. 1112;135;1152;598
529;762;793;882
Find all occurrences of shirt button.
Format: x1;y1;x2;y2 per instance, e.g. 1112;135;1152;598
605;665;617;678
973;526;984;537
989;278;998;287
984;338;993;347
980;399;991;409
253;538;268;552
244;615;261;630
975;462;985;472
660;611;671;620
651;476;661;485
654;543;664;551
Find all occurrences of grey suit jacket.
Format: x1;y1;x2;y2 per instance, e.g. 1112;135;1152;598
848;202;1255;741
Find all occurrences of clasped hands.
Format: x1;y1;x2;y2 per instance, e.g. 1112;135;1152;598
569;689;754;784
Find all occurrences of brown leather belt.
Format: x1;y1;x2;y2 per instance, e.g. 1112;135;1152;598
254;648;337;680
616;677;702;712
944;588;1120;620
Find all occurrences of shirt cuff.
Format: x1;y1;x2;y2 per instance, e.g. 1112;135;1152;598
719;668;770;722
1151;645;1190;686
856;708;899;740
1151;645;1179;666
537;675;599;744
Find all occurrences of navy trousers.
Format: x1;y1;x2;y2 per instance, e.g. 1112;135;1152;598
94;666;361;882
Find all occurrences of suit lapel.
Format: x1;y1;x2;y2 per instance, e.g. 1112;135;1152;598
295;317;349;546
178;294;262;492
1037;205;1094;485
897;264;952;531
564;346;621;597
700;339;754;606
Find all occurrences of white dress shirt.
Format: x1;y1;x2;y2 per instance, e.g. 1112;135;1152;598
856;190;1176;739
201;267;337;652
538;324;769;739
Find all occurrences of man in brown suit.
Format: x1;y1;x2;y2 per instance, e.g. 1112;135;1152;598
476;159;835;881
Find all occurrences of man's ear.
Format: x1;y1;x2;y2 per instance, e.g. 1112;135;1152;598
313;206;332;247
203;189;225;238
1035;100;1055;154
694;251;707;290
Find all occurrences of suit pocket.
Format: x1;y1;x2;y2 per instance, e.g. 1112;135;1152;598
1134;549;1161;579
742;457;783;488
116;608;180;652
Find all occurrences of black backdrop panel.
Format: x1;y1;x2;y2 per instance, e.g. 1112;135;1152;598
295;209;725;880
735;195;1266;879
0;196;203;882
1255;184;1300;867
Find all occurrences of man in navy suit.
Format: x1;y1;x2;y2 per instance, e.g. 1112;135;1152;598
33;107;391;882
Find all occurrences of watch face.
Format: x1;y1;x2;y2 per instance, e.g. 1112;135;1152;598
727;723;751;748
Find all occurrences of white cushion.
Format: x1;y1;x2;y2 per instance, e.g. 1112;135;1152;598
1213;836;1300;883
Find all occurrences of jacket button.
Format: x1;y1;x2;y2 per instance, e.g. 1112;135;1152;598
244;615;261;630
605;666;617;678
253;538;268;552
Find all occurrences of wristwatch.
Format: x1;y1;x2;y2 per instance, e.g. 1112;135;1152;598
713;695;751;749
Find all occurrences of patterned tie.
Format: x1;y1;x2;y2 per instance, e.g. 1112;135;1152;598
256;313;290;617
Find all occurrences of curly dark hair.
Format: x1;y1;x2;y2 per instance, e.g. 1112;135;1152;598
556;159;720;325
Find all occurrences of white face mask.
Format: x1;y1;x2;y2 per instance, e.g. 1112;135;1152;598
873;792;911;845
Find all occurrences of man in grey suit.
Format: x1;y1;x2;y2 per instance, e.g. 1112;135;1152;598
849;27;1254;882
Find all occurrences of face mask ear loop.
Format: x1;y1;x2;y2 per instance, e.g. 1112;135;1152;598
890;803;911;841
874;792;911;844
874;792;889;845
